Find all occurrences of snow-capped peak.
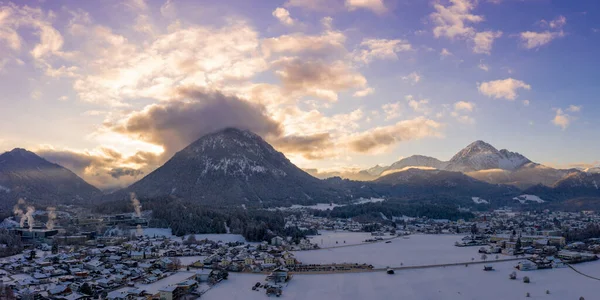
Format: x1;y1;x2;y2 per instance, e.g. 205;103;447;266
446;140;531;172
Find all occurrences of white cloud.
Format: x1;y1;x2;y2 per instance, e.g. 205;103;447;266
523;100;530;106
440;48;453;57
430;0;483;40
552;108;570;130
273;58;367;102
478;78;531;100
353;38;412;64
473;30;502;54
406;95;430;114
454;101;475;112
541;15;566;29
567;105;581;112
347;117;443;153
272;7;295;26
160;0;176;18
382;102;402;120
520;31;564;49
345;0;387;14
402;72;421;85
478;63;489;71
59;96;69;101
353;87;374;97
262;31;346;57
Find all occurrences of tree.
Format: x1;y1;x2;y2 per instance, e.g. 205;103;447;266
515;237;522;252
169;257;182;271
481;254;488;261
28;250;36;260
471;224;478;235
51;243;58;254
185;235;197;245
79;283;93;295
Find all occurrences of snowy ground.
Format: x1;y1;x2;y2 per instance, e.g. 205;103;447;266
203;260;600;300
131;228;248;244
514;194;545;204
306;231;391;248
270;198;386;211
296;234;494;268
136;271;197;294
176;256;207;266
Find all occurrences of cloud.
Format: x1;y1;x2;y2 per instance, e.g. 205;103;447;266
452;101;475;124
270;133;334;160
273;58;367;101
66;19;266;106
345;0;387;14
272;7;295;26
552;108;570;130
382;102;402;120
440;48;453;57
566;105;581;112
347;117;443;153
353;38;412;64
402;72;421;85
108;167;144;179
406;95;430;114
430;0;483;40
353;87;374;97
478;78;531;100
109;88;282;156
478;63;489;71
520;31;564;49
262;31;346;57
541;15;566;29
36;147;155;189
160;0;176;18
473;30;502;54
523;100;530;106
454;101;475;112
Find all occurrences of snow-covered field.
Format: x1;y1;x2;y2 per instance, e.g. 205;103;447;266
270;198;386;211
306;231;390;248
472;197;489;204
203;260;600;300
513;194;545;204
176;255;207;266
136;271;196;294
296;234;492;268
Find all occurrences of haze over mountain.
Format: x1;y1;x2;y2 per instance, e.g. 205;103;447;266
0;148;101;209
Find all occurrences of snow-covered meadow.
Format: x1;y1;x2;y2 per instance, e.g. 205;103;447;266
306;230;390;248
203;260;600;300
295;234;496;268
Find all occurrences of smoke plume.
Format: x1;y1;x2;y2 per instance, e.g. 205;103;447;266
25;206;35;231
46;207;57;230
136;224;143;236
14;198;25;227
130;192;141;218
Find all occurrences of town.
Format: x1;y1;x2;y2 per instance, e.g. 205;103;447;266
0;204;599;299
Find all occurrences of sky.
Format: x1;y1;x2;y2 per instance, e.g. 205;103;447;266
1;0;599;189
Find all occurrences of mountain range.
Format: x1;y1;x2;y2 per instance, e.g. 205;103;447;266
308;140;588;190
1;129;599;210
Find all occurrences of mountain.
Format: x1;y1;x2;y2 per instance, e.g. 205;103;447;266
522;172;600;204
373;168;519;205
445;140;530;172
466;163;578;189
115;128;350;206
0;148;101;209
